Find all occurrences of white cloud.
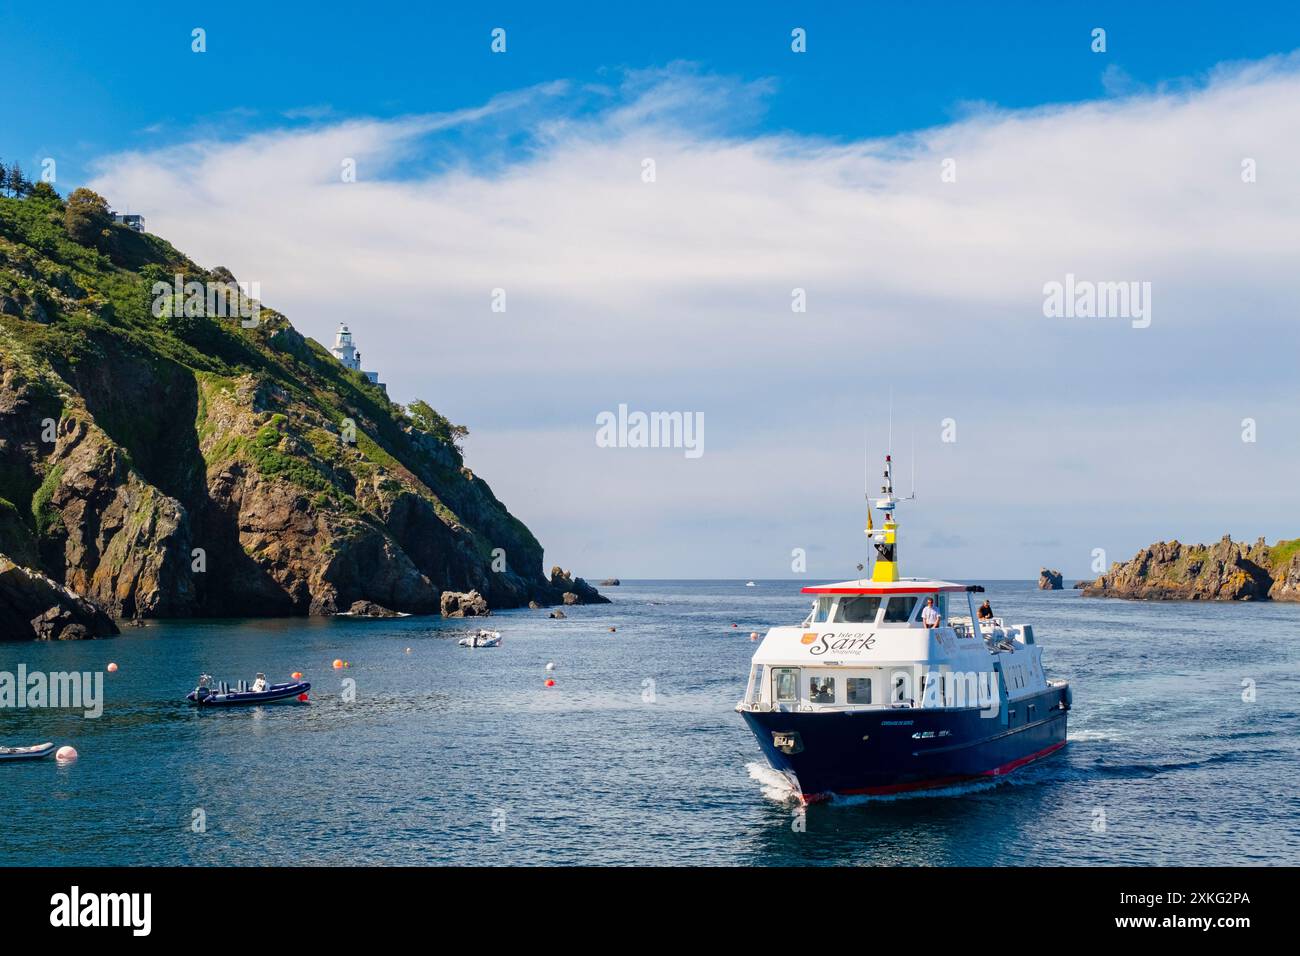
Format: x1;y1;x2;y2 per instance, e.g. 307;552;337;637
88;58;1300;577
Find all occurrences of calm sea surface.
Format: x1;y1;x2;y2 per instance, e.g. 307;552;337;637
2;580;1297;866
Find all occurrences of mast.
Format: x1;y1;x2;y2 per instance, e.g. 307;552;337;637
871;454;900;582
864;436;874;581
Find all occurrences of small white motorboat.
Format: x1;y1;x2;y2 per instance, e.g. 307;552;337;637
745;581;757;587
458;629;502;648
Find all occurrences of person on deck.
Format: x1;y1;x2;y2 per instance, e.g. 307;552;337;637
921;598;941;629
978;600;995;621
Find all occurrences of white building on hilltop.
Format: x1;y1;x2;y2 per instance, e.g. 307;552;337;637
330;323;385;391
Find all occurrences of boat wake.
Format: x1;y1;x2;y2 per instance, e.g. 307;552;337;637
1068;728;1124;742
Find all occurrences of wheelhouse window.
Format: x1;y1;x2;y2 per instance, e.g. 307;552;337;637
833;595;881;623
811;597;832;623
882;595;918;623
846;677;873;704
773;668;799;703
809;676;836;704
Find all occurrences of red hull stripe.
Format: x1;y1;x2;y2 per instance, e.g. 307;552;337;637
802;739;1067;803
800;585;970;595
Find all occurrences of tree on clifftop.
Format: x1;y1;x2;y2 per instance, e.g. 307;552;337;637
64;187;111;244
406;399;469;451
3;161;31;197
28;181;63;206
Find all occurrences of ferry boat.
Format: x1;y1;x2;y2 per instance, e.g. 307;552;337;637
737;454;1070;802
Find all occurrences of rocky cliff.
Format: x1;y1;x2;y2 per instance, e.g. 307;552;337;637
0;553;118;640
1082;535;1300;601
0;188;604;636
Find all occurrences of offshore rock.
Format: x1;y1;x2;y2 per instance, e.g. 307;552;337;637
441;589;489;618
1082;535;1278;601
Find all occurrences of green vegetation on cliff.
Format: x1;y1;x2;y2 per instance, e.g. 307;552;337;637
0;187;597;619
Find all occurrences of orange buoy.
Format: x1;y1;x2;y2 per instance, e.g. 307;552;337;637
750;632;759;641
291;671;303;680
106;662;118;673
332;659;344;669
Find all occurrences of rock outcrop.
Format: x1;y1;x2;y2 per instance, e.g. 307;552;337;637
440;590;489;618
0;188;605;631
346;600;400;618
0;553;118;639
1038;568;1063;590
550;567;610;605
1082;535;1287;601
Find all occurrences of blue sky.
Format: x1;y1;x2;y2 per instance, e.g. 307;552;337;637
6;1;1300;186
5;4;1300;580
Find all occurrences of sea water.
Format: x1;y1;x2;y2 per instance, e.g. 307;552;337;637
1;581;1296;866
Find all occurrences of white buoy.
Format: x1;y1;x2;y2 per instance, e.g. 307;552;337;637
545;661;556;671
55;745;78;762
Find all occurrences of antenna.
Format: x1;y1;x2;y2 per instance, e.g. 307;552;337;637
864;432;874;581
887;388;894;457
905;431;917;500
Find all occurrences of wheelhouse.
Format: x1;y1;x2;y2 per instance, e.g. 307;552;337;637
738;579;1039;714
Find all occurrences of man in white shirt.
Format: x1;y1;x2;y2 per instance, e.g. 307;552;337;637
921;598;941;629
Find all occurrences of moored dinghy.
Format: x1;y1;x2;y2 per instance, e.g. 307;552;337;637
187;673;311;706
458;629;502;647
0;742;56;762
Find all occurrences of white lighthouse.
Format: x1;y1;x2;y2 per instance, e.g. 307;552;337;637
331;323;360;370
329;323;384;390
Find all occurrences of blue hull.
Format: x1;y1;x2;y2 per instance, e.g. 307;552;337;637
187;681;311;706
743;684;1068;801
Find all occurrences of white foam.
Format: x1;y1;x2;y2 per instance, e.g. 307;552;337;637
1069;728;1122;742
746;761;800;803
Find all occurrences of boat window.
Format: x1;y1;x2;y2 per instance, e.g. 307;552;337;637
811;597;832;623
882;595;918;623
809;676;836;704
833;595;881;623
846;677;873;704
773;668;799;703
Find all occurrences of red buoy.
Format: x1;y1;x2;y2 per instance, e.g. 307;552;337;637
545;679;556;687
297;693;309;702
